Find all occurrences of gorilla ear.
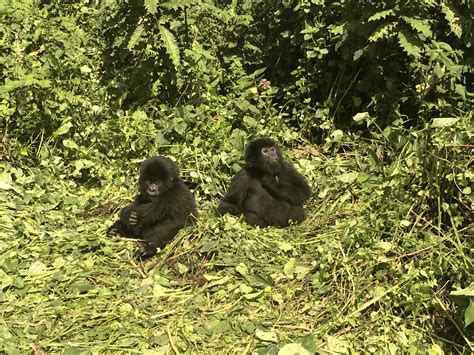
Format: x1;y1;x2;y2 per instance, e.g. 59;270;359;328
244;145;258;166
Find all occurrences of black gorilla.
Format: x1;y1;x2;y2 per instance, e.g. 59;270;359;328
218;137;311;227
107;156;197;258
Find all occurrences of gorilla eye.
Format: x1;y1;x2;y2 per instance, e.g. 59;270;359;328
262;148;268;154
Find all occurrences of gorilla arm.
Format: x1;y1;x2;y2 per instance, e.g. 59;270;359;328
217;170;250;216
261;163;311;206
107;203;139;237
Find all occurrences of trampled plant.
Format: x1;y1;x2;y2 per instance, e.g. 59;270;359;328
0;0;472;353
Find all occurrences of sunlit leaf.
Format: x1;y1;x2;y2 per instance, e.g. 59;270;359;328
127;23;145;50
431;117;459;128
159;25;180;68
284;258;296;278
464;299;474;327
255;329;278;343
279;343;311;355
144;0;158;14
337;172;358;183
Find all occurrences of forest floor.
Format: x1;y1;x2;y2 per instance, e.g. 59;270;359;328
0;152;470;354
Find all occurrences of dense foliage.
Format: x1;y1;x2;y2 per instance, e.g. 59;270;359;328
1;0;472;353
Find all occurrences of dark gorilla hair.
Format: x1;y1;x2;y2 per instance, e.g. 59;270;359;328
107;156;198;258
244;137;283;175
218;137;311;227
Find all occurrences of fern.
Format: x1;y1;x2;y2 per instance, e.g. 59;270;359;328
159;25;180;68
368;9;395;22
368;22;398;43
398;30;422;58
144;0;158;14
127;23;145;50
402;17;432;38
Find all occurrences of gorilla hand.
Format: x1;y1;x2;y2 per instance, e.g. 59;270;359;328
128;210;138;227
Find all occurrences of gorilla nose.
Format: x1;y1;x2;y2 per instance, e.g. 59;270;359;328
149;186;157;192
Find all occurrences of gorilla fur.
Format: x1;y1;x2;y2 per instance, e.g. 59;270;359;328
218;137;311;227
107;156;197;258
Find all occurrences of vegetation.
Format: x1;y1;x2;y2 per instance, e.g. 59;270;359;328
1;0;472;353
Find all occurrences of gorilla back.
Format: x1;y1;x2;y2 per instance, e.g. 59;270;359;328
218;138;311;227
107;156;197;258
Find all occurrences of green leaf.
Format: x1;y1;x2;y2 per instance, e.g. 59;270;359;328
276;241;293;252
63;139;79;149
368;22;397;43
441;4;462;38
464;299;474;327
28;261;47;274
171;117;187;136
54;121;73;136
176;262;189;274
398;30;422;57
450;285;474;297
330;129;343;142
368;9;395;22
236;263;249;276
284;258;296;278
353;49;364;61
80;65;92;73
70;280;94;293
299;334;318;353
144;0;158;14
279;343;311;355
337;172;358;184
431;117;459;128
236;100;250;112
357;172;369;183
243;290;263;300
402;17;432;37
0;173;14;191
353;112;370;123
128;23;145;50
200;240;218;253
272;292;283;304
255;329;278;343
244;274;273;289
0;77;51;94
243;115;258;127
159;25;180;68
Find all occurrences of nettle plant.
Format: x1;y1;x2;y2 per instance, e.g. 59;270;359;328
101;0;262;108
254;0;472;131
1;1;106;159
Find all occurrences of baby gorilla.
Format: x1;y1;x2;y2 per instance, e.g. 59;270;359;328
218;137;311;227
107;156;197;258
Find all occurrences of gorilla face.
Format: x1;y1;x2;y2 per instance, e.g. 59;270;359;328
261;146;277;161
260;145;280;173
144;180;161;198
138;156;179;200
245;137;283;175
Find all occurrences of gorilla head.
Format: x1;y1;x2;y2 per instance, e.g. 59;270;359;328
107;156;197;258
138;156;179;200
244;137;283;175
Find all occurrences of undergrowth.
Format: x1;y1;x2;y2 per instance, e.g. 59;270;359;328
1;145;471;353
